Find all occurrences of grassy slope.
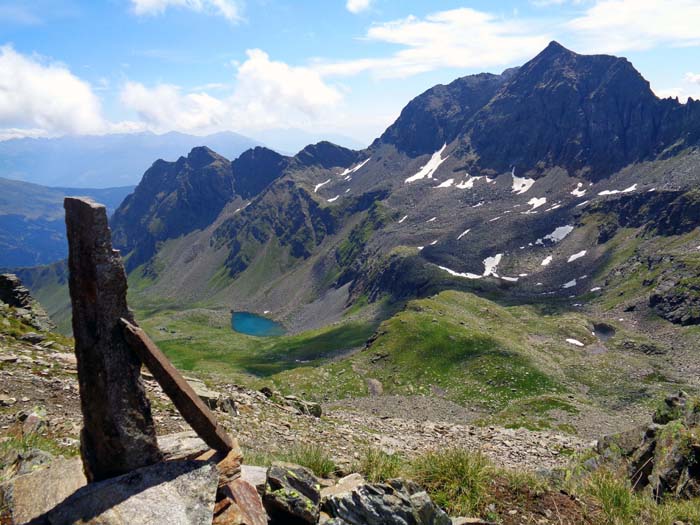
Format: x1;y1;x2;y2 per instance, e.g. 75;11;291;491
266;289;692;431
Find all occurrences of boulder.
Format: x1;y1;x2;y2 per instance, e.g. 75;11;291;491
263;462;322;524
30;459;218;524
323;478;451;525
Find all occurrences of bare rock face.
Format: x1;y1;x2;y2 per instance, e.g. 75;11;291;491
64;197;161;482
30;459;218;525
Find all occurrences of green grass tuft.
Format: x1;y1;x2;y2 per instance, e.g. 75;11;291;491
409;448;492;516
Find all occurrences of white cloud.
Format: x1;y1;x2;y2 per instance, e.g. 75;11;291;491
314;8;551;78
686;72;700;84
567;0;700;53
346;0;371;14
130;0;242;22
0;45;106;137
120;49;343;134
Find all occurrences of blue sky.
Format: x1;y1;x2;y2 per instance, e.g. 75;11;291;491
1;0;700;147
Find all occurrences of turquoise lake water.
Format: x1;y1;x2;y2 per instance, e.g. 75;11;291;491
231;311;286;337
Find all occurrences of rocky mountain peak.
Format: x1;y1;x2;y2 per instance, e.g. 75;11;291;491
185;146;228;169
232;147;289;199
293;141;358;169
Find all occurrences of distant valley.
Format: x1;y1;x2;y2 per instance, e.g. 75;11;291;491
0;178;133;267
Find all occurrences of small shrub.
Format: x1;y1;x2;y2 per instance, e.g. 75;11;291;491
409;448;491;516
282;442;336;478
358;447;404;482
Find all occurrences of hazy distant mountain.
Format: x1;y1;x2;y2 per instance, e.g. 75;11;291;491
0;177;133;267
0;131;260;188
248;128;366;155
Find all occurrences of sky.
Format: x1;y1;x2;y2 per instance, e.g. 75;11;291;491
1;0;700;147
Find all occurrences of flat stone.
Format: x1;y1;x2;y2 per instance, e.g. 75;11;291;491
34;459;218;524
241;465;268;491
0;456;87;524
159;431;211;461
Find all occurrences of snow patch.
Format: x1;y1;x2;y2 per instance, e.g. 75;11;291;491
314;179;331;193
540;225;574;244
511;167;535;195
427;217;437;223
339;157;371;177
567;250;587;262
571;183;587;197
590;287;602;292
472;201;484;208
437;265;482;280
457;228;471;240
483;253;503;277
327;195;340;203
405;144;448;183
435;178;454;188
562;279;577;289
398;215;408;224
527;197;547;211
541;255;553;266
566;338;585;347
599;183;638;196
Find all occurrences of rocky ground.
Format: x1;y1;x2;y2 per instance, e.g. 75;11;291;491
0;334;589;475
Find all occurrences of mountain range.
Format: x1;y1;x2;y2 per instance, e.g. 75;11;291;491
102;41;699;331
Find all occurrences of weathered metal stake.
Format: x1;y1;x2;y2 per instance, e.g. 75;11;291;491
64;197;161;482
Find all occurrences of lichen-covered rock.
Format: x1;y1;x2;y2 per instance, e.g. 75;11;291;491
322;478;451;525
263;462;321;524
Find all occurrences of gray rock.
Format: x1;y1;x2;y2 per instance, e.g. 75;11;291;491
20;332;46;344
263;462;321;524
323;478;451;525
33;459;218;524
